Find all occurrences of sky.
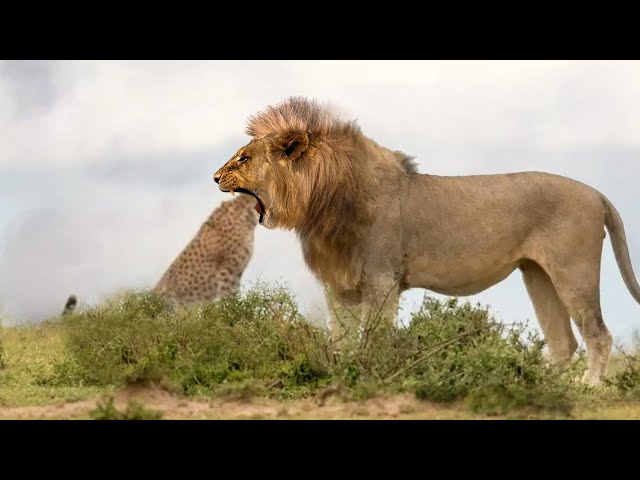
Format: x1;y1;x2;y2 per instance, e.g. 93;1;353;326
0;60;639;345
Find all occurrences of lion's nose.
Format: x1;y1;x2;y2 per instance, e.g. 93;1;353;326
214;174;221;184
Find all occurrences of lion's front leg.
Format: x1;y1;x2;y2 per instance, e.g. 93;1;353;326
359;276;400;345
324;286;363;348
325;276;400;350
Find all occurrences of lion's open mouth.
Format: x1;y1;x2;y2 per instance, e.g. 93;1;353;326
233;188;265;224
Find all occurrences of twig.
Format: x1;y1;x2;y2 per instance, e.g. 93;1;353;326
381;326;486;384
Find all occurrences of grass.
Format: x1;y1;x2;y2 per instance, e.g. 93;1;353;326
90;396;163;420
1;284;640;419
0;324;105;407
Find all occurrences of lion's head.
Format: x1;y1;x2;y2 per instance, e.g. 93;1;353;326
213;130;313;229
213;96;417;289
213;97;370;234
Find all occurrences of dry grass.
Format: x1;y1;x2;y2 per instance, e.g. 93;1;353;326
0;324;104;407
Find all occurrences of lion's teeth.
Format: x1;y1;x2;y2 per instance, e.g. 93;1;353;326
231;190;236;196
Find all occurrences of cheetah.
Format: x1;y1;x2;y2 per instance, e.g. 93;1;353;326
62;194;258;313
153;193;258;305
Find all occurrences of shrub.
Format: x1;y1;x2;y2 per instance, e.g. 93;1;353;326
605;353;640;398
407;297;578;415
58;285;331;398
53;286;581;415
90;396;163;420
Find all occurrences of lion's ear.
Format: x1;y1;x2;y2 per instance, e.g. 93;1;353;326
278;132;309;160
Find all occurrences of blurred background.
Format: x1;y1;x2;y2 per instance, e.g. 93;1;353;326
0;60;638;345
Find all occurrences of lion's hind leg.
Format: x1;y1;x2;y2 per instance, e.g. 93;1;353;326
521;261;578;364
540;259;613;387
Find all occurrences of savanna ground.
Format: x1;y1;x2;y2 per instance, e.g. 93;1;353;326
1;284;640;420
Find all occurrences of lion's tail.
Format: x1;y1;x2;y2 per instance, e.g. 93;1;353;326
603;196;640;305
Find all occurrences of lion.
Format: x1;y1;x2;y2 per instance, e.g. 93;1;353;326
213;96;640;386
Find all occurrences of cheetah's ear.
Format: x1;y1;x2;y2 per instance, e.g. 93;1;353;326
273;131;309;160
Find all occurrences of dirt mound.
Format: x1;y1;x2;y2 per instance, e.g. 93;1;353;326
0;387;463;420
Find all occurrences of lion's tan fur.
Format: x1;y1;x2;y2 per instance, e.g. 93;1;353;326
220;98;417;290
214;96;640;386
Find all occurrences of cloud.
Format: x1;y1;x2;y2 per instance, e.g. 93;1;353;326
0;60;293;168
2;60;640;170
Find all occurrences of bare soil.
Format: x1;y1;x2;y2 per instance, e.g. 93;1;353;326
0;385;476;420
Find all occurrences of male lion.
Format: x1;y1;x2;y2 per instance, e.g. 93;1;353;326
213;96;640;386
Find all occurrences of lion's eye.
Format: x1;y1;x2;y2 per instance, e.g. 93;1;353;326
238;155;249;163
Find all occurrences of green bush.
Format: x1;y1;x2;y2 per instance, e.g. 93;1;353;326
407;297;578;415
51;286;582;414
605;353;640;398
90;396;163;420
34;357;91;387
58;285;331;398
